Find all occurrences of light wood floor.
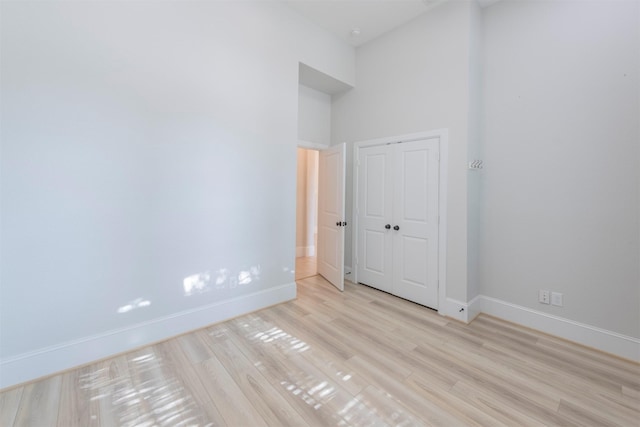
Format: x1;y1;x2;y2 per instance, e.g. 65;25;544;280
295;256;317;280
1;275;639;426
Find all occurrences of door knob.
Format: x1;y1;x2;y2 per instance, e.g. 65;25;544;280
385;224;391;229
393;225;400;231
336;222;341;226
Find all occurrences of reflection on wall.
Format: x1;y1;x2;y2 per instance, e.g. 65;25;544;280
0;0;352;388
183;265;262;296
117;298;152;314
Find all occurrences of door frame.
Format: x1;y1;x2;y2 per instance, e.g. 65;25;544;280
298;140;330;151
296;140;346;291
352;129;448;315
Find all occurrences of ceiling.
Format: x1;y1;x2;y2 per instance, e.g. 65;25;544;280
284;0;501;47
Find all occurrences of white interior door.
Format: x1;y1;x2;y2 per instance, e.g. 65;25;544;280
355;137;440;309
317;143;345;291
356;145;393;293
392;139;440;308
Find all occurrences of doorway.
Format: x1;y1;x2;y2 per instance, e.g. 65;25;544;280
295;147;319;280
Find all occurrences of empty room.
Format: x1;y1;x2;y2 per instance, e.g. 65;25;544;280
1;0;638;425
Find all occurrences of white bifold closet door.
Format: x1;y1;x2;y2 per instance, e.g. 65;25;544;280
356;138;440;309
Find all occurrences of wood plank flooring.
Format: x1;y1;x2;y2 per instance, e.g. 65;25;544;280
1;275;639;426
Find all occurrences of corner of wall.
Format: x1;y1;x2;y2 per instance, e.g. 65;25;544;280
476;295;640;363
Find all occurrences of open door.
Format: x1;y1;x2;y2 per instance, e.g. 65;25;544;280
317;143;346;291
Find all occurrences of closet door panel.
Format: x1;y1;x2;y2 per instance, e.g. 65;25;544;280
356;145;393;292
393;139;440;309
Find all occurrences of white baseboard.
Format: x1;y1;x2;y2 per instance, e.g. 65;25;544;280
0;283;296;390
479;296;640;362
344;265;352;280
467;294;483;322
439;294;639;362
440;297;470;323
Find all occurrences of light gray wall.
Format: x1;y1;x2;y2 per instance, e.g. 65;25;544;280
0;0;354;385
467;0;483;301
481;0;639;337
332;0;475;302
298;84;332;146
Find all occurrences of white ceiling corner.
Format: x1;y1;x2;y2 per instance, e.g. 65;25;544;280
284;0;447;47
285;0;502;48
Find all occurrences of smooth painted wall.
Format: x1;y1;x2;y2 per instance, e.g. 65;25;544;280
0;0;354;386
481;0;639;337
466;0;483;301
298;84;332;146
332;0;474;302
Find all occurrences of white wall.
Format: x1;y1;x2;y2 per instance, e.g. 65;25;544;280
332;0;475;303
466;0;483;302
298;84;332;146
481;0;640;338
0;0;354;388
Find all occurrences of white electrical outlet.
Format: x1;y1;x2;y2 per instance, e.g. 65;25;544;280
539;290;550;304
551;292;563;307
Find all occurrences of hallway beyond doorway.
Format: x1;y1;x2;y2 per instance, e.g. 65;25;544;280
295;256;317;280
